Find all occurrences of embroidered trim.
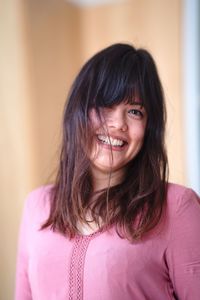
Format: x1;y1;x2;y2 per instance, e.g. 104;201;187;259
69;237;80;300
69;235;95;300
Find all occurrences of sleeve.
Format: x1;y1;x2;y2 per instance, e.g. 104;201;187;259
15;193;33;300
166;188;200;300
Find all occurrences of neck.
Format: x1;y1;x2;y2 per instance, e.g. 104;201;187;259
91;168;125;192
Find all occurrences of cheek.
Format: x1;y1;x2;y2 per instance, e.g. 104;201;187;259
89;109;101;129
131;125;146;142
129;116;147;137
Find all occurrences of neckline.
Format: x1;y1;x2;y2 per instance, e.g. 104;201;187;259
75;225;112;239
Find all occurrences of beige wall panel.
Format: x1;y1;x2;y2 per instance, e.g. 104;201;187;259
24;0;82;186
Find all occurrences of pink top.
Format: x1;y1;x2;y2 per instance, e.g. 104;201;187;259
15;183;200;300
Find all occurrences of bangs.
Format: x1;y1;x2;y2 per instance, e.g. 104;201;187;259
90;51;146;109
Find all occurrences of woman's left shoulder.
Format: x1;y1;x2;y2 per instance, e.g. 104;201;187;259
164;184;200;299
166;182;200;214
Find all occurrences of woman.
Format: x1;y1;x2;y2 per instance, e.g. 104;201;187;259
15;43;200;300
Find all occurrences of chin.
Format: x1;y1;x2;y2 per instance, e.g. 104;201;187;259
93;162;126;174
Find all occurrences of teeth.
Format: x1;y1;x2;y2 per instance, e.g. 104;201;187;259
97;135;125;147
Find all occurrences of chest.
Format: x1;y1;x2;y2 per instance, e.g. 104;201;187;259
27;226;170;300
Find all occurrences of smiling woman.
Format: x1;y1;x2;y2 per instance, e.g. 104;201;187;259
15;44;200;300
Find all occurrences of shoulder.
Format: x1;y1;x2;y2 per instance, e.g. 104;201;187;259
166;182;199;204
164;185;200;298
23;185;54;221
27;184;53;200
166;182;200;218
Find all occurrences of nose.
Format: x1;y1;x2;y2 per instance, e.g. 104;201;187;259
106;108;128;132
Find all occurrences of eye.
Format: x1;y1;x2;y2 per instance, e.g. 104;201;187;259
128;109;144;119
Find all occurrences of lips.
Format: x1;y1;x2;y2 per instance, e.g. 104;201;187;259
97;134;128;148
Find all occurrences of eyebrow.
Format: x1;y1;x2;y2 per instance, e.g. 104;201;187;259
128;101;144;108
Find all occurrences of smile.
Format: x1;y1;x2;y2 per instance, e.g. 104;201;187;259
97;135;127;147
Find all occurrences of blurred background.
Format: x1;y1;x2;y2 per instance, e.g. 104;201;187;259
0;0;199;298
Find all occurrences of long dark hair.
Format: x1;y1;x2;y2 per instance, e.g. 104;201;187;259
42;43;168;240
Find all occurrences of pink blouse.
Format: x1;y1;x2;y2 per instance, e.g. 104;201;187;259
15;183;200;300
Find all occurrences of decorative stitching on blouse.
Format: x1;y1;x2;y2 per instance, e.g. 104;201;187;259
69;233;100;300
76;237;91;300
69;237;80;300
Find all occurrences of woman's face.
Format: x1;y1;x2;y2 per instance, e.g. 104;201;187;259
89;102;147;181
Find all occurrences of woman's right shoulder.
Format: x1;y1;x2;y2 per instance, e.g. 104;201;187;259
23;185;54;219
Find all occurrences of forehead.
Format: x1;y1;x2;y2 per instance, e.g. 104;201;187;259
124;96;143;106
94;93;144;109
